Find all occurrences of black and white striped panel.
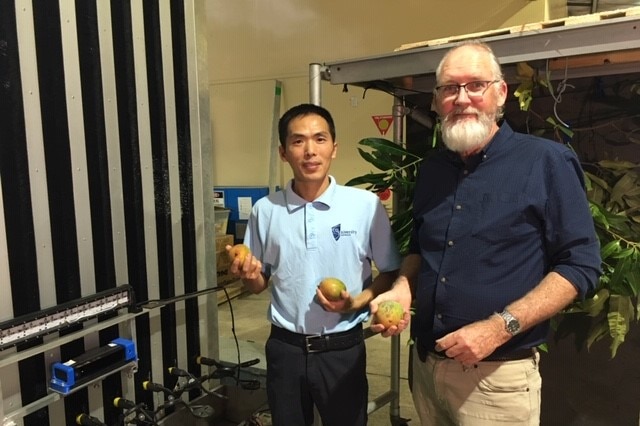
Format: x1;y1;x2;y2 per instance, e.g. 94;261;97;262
0;0;215;425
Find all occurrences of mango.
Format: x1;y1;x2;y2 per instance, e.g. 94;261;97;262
374;300;404;328
228;244;251;267
318;277;347;302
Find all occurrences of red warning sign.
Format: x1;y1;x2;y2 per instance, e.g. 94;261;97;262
372;115;393;135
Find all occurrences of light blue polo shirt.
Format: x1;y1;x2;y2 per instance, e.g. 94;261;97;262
244;176;401;334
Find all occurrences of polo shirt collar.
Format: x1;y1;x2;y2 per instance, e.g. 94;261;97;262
284;175;336;211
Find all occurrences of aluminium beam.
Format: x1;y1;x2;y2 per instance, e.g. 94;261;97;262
322;14;640;87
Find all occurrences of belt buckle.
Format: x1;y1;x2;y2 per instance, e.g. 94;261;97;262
305;334;326;353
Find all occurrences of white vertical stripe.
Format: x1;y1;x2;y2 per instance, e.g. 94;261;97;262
159;0;188;371
58;1;102;419
185;0;218;359
59;0;95;297
0;174;12;323
130;0;164;405
14;0;56;309
0;173;20;424
97;0;129;285
0;364;22;425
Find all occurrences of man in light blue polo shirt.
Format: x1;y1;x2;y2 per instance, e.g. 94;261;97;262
227;103;405;426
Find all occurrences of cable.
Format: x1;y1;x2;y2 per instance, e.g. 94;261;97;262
545;58;575;129
220;286;263;390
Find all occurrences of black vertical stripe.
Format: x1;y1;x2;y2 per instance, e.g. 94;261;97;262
96;320;123;425
134;315;154;409
18;354;50;425
32;1;88;417
110;0;153;409
112;0;147;303
0;0;41;317
75;0;124;417
33;0;82;304
142;0;179;389
76;0;117;293
170;0;200;376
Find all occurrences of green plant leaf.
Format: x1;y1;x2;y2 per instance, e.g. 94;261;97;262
345;172;392;187
597;160;638;171
600;240;621;261
607;295;634;357
584;172;610;192
580;288;610;317
359;138;413;159
610;173;638;205
586;320;609;351
358;149;396;171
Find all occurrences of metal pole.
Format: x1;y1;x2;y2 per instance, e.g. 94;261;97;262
388;95;405;423
309;63;323;106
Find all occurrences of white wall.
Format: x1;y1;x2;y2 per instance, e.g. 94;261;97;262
207;0;567;188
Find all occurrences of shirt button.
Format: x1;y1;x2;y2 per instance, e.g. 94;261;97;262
436;313;443;319
463;170;469;175
455;205;462;210
447;240;454;247
440;277;446;283
482;154;488;160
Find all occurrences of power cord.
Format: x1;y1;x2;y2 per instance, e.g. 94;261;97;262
221;286;263;391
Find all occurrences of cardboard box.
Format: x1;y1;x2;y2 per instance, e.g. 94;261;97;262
215;234;234;252
216;249;239;287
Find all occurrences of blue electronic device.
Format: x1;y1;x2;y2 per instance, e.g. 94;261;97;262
50;338;137;395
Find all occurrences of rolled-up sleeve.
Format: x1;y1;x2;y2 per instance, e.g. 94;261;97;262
546;150;602;299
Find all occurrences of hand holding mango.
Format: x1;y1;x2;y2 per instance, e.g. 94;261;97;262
227;244;251;267
317;277;347;302
373;300;404;328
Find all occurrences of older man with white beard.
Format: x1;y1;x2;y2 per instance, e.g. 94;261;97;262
373;40;602;425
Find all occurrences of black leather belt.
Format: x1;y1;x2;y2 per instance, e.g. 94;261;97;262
429;347;537;362
269;324;363;354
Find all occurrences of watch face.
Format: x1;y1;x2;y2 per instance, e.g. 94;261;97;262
500;311;520;335
507;319;520;334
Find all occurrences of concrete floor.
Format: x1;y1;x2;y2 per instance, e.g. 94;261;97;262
217;287;419;426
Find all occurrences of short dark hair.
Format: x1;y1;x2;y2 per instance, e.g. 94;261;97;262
278;103;336;147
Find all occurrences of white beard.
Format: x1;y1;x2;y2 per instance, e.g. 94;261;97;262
441;109;495;153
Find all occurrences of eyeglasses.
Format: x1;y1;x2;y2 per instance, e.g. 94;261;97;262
434;80;500;99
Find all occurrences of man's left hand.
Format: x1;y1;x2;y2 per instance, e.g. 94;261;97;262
434;316;510;366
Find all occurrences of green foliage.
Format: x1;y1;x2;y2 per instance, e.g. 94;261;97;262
346;137;640;358
562;161;640;357
345;138;425;255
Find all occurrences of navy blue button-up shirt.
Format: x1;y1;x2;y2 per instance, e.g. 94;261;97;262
409;122;601;356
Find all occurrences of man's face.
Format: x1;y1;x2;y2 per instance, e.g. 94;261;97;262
434;46;507;154
279;113;337;184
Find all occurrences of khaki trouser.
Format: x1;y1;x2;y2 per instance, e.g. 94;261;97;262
411;345;542;425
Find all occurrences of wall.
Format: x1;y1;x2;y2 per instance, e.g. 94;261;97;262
207;0;568;187
0;1;215;425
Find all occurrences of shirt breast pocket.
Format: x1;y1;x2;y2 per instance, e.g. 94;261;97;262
471;192;537;244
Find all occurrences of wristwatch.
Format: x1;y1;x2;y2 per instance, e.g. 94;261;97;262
497;309;521;336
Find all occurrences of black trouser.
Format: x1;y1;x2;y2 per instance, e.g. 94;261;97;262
265;327;368;426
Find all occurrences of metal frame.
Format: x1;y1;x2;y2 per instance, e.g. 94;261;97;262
319;12;640;96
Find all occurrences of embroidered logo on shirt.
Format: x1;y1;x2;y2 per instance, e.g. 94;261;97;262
332;224;357;241
332;224;341;241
